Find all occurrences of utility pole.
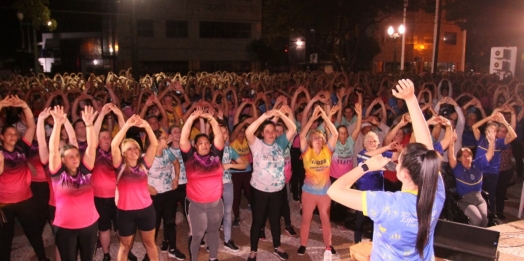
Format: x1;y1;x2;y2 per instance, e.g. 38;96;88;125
431;0;442;74
401;0;408;71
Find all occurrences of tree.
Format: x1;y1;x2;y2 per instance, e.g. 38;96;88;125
261;0;404;71
13;0;56;73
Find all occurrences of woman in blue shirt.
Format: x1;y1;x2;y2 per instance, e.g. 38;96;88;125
448;131;494;227
328;79;445;260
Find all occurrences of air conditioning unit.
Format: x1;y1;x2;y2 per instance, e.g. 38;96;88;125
493;48;510;59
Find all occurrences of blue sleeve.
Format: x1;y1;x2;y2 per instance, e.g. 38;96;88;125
276;134;290;150
433;142;444;155
165;149;176;162
357;150;367;164
495;137;508;149
382;150;394;158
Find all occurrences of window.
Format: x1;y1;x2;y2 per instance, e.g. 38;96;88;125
443;32;457;45
199;22;251;39
166;20;188;38
137;20;154;37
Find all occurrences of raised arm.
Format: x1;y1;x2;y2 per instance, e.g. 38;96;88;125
384;113;410;146
180;107;203;152
448;131;458;169
81;106;99;169
319;107;338;149
110;115;137;168
393;79;433;149
48;106;68;173
472;113;495;141
37;108;51;164
138;117;158;166
300;106;321;151
203;112;224;150
12;96;36;143
245;110;275;145
94;103;112;137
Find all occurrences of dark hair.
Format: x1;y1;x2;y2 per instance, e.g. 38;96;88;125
194;133;210;146
336;125;348;133
399;143;441;258
73;119;85;129
456;147;472;160
256;120;276;139
168;124;181;134
144;130;162;150
1;125;17;135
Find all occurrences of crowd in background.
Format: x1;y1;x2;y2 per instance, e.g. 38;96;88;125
0;69;522;261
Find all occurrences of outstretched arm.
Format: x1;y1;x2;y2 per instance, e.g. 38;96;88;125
82;106;99;169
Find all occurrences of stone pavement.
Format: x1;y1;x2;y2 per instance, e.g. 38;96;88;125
12;176;524;261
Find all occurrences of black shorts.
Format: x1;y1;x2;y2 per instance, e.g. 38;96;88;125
117;204;155;237
94;197;118;232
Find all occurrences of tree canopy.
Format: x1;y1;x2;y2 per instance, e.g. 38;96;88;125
13;0;56;31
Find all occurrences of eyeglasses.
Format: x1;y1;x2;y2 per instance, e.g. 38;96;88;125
312;136;323;141
366;140;379;144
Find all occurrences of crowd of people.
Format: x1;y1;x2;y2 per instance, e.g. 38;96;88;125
0;69;521;261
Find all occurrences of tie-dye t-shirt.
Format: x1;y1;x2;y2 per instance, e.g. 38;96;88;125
249;135;289;192
0;138;33;203
91;147;117;198
181;146;224;203
168;147;187;185
330;137;355;178
362;174;445;260
148;148;176;194
301;145;333;195
50;161;99;229
115;157;152;210
28;140;46;182
222;145;240;184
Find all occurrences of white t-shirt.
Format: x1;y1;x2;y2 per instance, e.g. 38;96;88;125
168;147;187;185
249;135;289;192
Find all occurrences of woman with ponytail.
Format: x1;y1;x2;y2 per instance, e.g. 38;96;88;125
328;79;445;260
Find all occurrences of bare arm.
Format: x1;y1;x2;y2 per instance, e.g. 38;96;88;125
82;106;99;169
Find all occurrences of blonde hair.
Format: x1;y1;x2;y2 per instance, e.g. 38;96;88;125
307;129;326;148
363;131;379;146
120;138;146;172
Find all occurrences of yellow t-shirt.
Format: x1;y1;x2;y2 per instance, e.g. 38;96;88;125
301;145;333;195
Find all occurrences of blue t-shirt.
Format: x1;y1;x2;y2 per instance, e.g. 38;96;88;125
363;174;445;260
356;150;393;191
452;156;489;196
475;136;508;174
461;126;477;148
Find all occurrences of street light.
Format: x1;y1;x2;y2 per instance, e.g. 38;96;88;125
387;25;405;72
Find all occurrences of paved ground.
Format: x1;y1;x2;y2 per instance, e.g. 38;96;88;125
12;176;524;261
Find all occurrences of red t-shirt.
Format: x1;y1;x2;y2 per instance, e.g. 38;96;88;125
115;157;152;210
28;140;47;182
0;138;33;203
181;146;224;203
91;147;117;198
50;161;99;229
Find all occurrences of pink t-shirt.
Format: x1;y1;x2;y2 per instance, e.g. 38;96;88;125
50;161;99;229
0;138;32;203
181;146;224;203
28;141;46;182
91;148;117;198
115;157;152;210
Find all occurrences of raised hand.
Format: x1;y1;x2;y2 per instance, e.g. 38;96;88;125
81;106;99;125
354;103;362;116
100;103;113;116
0;96;13;107
10;95;28;108
38;107;52;121
486;129;495;144
393;79;415;100
264;109;278;119
125;115;141;127
329;104;341;117
50;105;67;125
363;154;392;172
136;117;151;129
191;106;204;118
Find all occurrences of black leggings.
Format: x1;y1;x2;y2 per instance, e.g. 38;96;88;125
290;147;305;201
354;210;373;243
232;171;252;219
152;190;177;249
250;186;285;251
54;222;98;261
0;197;47;261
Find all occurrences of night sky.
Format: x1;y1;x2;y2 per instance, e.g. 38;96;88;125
1;0;524;71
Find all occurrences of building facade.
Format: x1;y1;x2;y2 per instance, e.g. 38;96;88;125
114;0;262;74
373;4;466;74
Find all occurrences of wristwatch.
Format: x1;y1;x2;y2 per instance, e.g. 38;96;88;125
359;163;369;172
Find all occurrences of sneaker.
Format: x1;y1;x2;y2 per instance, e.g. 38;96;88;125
297;246;306;255
259;229;266;241
232;218;240;227
273;248;289;260
103;253;111;261
285;225;297;236
247;252;257;261
224;240;239;252
168;249;186;260
128;252;138;261
200;238;206;247
160;240;169;252
329;246;337;255
142;254;149;261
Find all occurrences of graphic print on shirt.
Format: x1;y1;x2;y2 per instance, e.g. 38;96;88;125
169;147;187;184
249;135;289;192
0;139;33;203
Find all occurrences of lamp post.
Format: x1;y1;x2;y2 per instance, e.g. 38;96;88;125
387;25;405;72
